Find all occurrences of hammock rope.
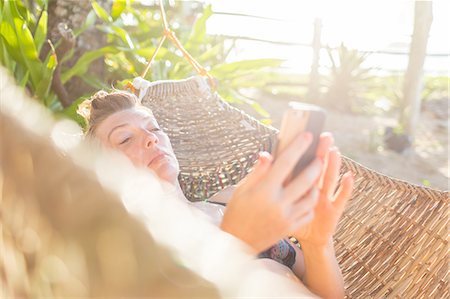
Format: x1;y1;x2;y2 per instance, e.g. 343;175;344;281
137;0;215;88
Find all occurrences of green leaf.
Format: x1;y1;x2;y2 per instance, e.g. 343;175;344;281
36;50;57;100
14;18;42;86
421;179;431;187
230;88;270;117
80;73;111;90
185;4;213;51
96;24;134;48
135;47;180;63
14;0;31;23
260;118;273;126
35;0;48;9
62;46;119;83
0;22;23;63
197;43;223;63
74;10;97;37
1;1;42;89
45;93;63;111
18;71;30;88
92;1;112;23
59;95;90;128
218;86;243;105
111;24;134;48
0;40;15;71
34;10;47;52
210;59;283;78
111;0;127;21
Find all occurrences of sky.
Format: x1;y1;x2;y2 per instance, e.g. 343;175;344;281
204;0;449;75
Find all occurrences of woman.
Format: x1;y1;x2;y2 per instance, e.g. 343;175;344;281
80;90;354;298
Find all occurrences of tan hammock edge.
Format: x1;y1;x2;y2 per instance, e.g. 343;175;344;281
139;76;449;298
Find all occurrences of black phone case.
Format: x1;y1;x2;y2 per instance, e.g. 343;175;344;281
291;109;326;177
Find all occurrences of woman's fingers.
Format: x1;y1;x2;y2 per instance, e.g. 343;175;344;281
284;158;322;203
321;148;342;199
316;132;334;160
287;187;318;230
332;171;354;213
269;132;313;185
291;187;319;215
242;151;272;187
316;133;333;188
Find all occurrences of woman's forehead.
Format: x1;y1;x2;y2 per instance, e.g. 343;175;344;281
109;107;156;124
96;107;157;137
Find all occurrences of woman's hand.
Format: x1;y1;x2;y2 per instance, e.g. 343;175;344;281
292;133;354;247
220;132;322;253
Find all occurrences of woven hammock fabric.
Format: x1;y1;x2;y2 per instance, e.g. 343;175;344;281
139;76;276;201
140;77;449;298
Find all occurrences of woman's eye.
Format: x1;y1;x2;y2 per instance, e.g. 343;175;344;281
149;127;161;132
119;137;130;145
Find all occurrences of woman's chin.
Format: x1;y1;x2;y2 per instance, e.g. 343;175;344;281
145;158;179;184
153;167;179;185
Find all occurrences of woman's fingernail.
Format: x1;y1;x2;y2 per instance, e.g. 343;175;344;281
330;146;338;152
259;151;270;158
258;151;273;164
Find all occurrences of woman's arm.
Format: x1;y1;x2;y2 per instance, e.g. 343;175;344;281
300;239;344;299
278;237;344;298
290;134;354;299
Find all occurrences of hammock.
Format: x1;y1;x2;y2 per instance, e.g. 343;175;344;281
135;76;449;298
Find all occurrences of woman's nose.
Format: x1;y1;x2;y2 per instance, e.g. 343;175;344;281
143;130;159;148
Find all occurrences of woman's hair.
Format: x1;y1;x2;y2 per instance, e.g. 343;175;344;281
78;90;140;136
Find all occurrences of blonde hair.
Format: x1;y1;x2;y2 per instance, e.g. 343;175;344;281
78;90;141;136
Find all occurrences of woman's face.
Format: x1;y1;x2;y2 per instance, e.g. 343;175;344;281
95;107;180;183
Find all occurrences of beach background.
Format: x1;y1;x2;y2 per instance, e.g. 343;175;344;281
205;0;449;190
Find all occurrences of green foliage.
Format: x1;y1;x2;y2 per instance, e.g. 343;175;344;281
323;44;372;112
1;0;283;122
0;0;56;103
61;46;120;83
356;75;403;115
357;74;448;116
422;75;449;102
58;96;90;128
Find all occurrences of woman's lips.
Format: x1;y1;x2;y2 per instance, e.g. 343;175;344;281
148;152;166;167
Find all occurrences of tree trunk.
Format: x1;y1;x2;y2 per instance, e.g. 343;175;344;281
46;0;111;105
307;18;322;102
400;1;433;139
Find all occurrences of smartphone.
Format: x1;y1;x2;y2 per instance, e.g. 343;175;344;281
273;102;326;180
